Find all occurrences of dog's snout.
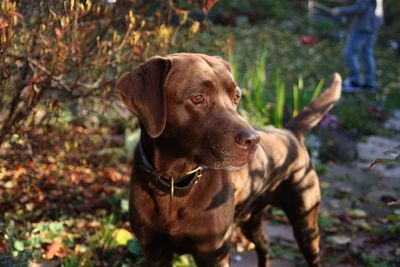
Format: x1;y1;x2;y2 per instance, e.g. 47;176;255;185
234;130;260;150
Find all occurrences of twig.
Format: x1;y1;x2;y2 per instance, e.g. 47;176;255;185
314;2;332;13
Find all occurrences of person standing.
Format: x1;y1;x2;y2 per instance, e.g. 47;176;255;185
331;0;384;93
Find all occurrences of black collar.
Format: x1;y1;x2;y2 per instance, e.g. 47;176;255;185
137;141;205;197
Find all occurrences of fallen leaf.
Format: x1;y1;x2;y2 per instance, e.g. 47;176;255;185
346;209;367;218
0;22;9;29
0;239;8;254
74;244;89;254
327;235;352;245
351;219;372;230
112;228;134;246
127;239;142;256
55;27;62;38
202;0;218;15
4;180;16;189
45;241;67;260
13;165;26;179
13;240;25;252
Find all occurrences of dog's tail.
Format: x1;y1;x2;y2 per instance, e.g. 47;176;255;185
284;73;342;143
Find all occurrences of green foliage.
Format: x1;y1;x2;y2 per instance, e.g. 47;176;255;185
257;0;291;19
314;162;328;175
172;254;196;267
339;174;355;182
270;208;286;219
0;221;30;267
108;192;130;217
60;215;133;266
318;213;334;229
124;128;140;162
273;70;286;128
333;98;379;134
270;243;300;261
384;83;400;111
49;109;75;127
88;216;117;250
62;255;85;267
309;18;337;34
230;48;326;128
231;48;270;127
213;0;292;19
126;239;141;257
383;213;400;233
0;0;203;147
32;221;65;242
361;254;390;267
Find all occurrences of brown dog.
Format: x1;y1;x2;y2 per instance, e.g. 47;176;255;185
117;53;341;267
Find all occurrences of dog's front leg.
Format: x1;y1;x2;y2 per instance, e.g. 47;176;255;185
139;238;173;267
142;248;173;267
193;242;231;267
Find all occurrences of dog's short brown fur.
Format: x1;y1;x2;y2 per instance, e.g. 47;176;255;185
117;53;341;267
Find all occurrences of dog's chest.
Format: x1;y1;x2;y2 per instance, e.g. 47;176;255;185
130;173;235;237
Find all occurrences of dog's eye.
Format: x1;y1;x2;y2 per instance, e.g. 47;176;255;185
191;95;206;105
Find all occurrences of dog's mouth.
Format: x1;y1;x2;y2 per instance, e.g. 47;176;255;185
195;143;258;170
220;164;249;171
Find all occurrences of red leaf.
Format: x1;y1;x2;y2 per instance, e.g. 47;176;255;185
202;0;218;15
13;12;23;18
0;22;9;30
0;239;8;254
55;27;62;38
174;7;189;15
45;241;66;260
369;159;389;169
28;75;46;84
133;46;141;57
300;35;315;46
107;168;122;182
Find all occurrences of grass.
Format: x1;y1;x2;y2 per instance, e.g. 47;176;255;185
229;47;327;129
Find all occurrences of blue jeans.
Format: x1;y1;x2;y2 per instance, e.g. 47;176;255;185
343;29;378;86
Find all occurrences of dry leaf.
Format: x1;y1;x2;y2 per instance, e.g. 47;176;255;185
346;209;367;219
202;0;218;15
45;241;67;260
327;235;352;245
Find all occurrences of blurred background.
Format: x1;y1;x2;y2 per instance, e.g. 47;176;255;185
0;0;399;266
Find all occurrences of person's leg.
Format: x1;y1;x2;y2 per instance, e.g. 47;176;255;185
343;30;364;85
360;31;378;88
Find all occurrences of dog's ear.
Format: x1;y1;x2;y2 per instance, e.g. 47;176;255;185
117;56;171;138
213;56;231;72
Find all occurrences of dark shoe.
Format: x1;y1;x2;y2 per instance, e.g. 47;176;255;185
361;84;377;93
342;79;361;93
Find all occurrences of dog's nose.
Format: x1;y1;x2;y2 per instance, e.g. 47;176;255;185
234;130;260;150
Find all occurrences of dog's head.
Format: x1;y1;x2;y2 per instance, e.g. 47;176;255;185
117;53;260;170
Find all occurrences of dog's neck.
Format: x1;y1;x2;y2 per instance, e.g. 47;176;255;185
139;134;200;178
137;134;204;197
